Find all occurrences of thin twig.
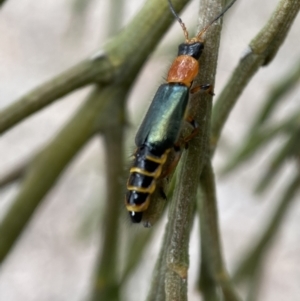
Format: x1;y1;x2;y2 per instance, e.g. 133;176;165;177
0;0;191;266
0;0;189;135
0;85;125;263
233;171;300;282
121;228;155;285
220;109;300;175
211;0;300;154
0;58;113;134
255;129;300;193
199;162;241;301
147;221;173;301
250;57;300;132
198;220;220;301
160;0;227;300
0;0;7;7
245;264;263;301
0;160;29;188
90;103;125;301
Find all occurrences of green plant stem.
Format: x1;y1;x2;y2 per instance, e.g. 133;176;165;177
233;171;300;282
146;221;173;301
255;129;300;193
0;0;190;135
0;0;190;188
0;0;7;7
103;0;190;81
146;176;191;301
90;104;125;301
211;0;300;154
251;57;300;131
0;58;113;134
121;228;154;285
0;160;29;188
162;0;226;300
0;85;126;263
199;162;241;301
121;179;176;286
245;264;263;301
221;109;300;175
199;231;220;301
0;0;190;264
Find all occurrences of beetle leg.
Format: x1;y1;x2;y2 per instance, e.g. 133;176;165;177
160;146;182;178
183;117;199;144
190;84;214;95
159;187;167;200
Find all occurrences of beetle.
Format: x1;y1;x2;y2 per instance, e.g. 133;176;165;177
125;0;236;224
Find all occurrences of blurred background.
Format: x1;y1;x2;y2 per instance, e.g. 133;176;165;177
0;0;300;300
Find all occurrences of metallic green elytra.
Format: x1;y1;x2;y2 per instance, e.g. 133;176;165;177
126;83;190;223
135;84;189;154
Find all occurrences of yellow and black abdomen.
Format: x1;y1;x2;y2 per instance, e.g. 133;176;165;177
126;145;169;223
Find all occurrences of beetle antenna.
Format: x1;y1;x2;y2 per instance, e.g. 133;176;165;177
196;0;236;40
168;0;189;42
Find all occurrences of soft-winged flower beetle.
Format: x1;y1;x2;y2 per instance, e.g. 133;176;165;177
125;0;236;225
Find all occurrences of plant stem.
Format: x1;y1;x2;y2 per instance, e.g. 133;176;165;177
162;0;227;299
90;103;125;301
0;0;190;264
0;0;190;134
233;171;300;282
0;85;126;263
0;58;113;134
0;0;7;7
250;57;300;131
147;221;173;301
199;162;241;301
0;159;29;188
211;0;300;154
199;236;220;301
